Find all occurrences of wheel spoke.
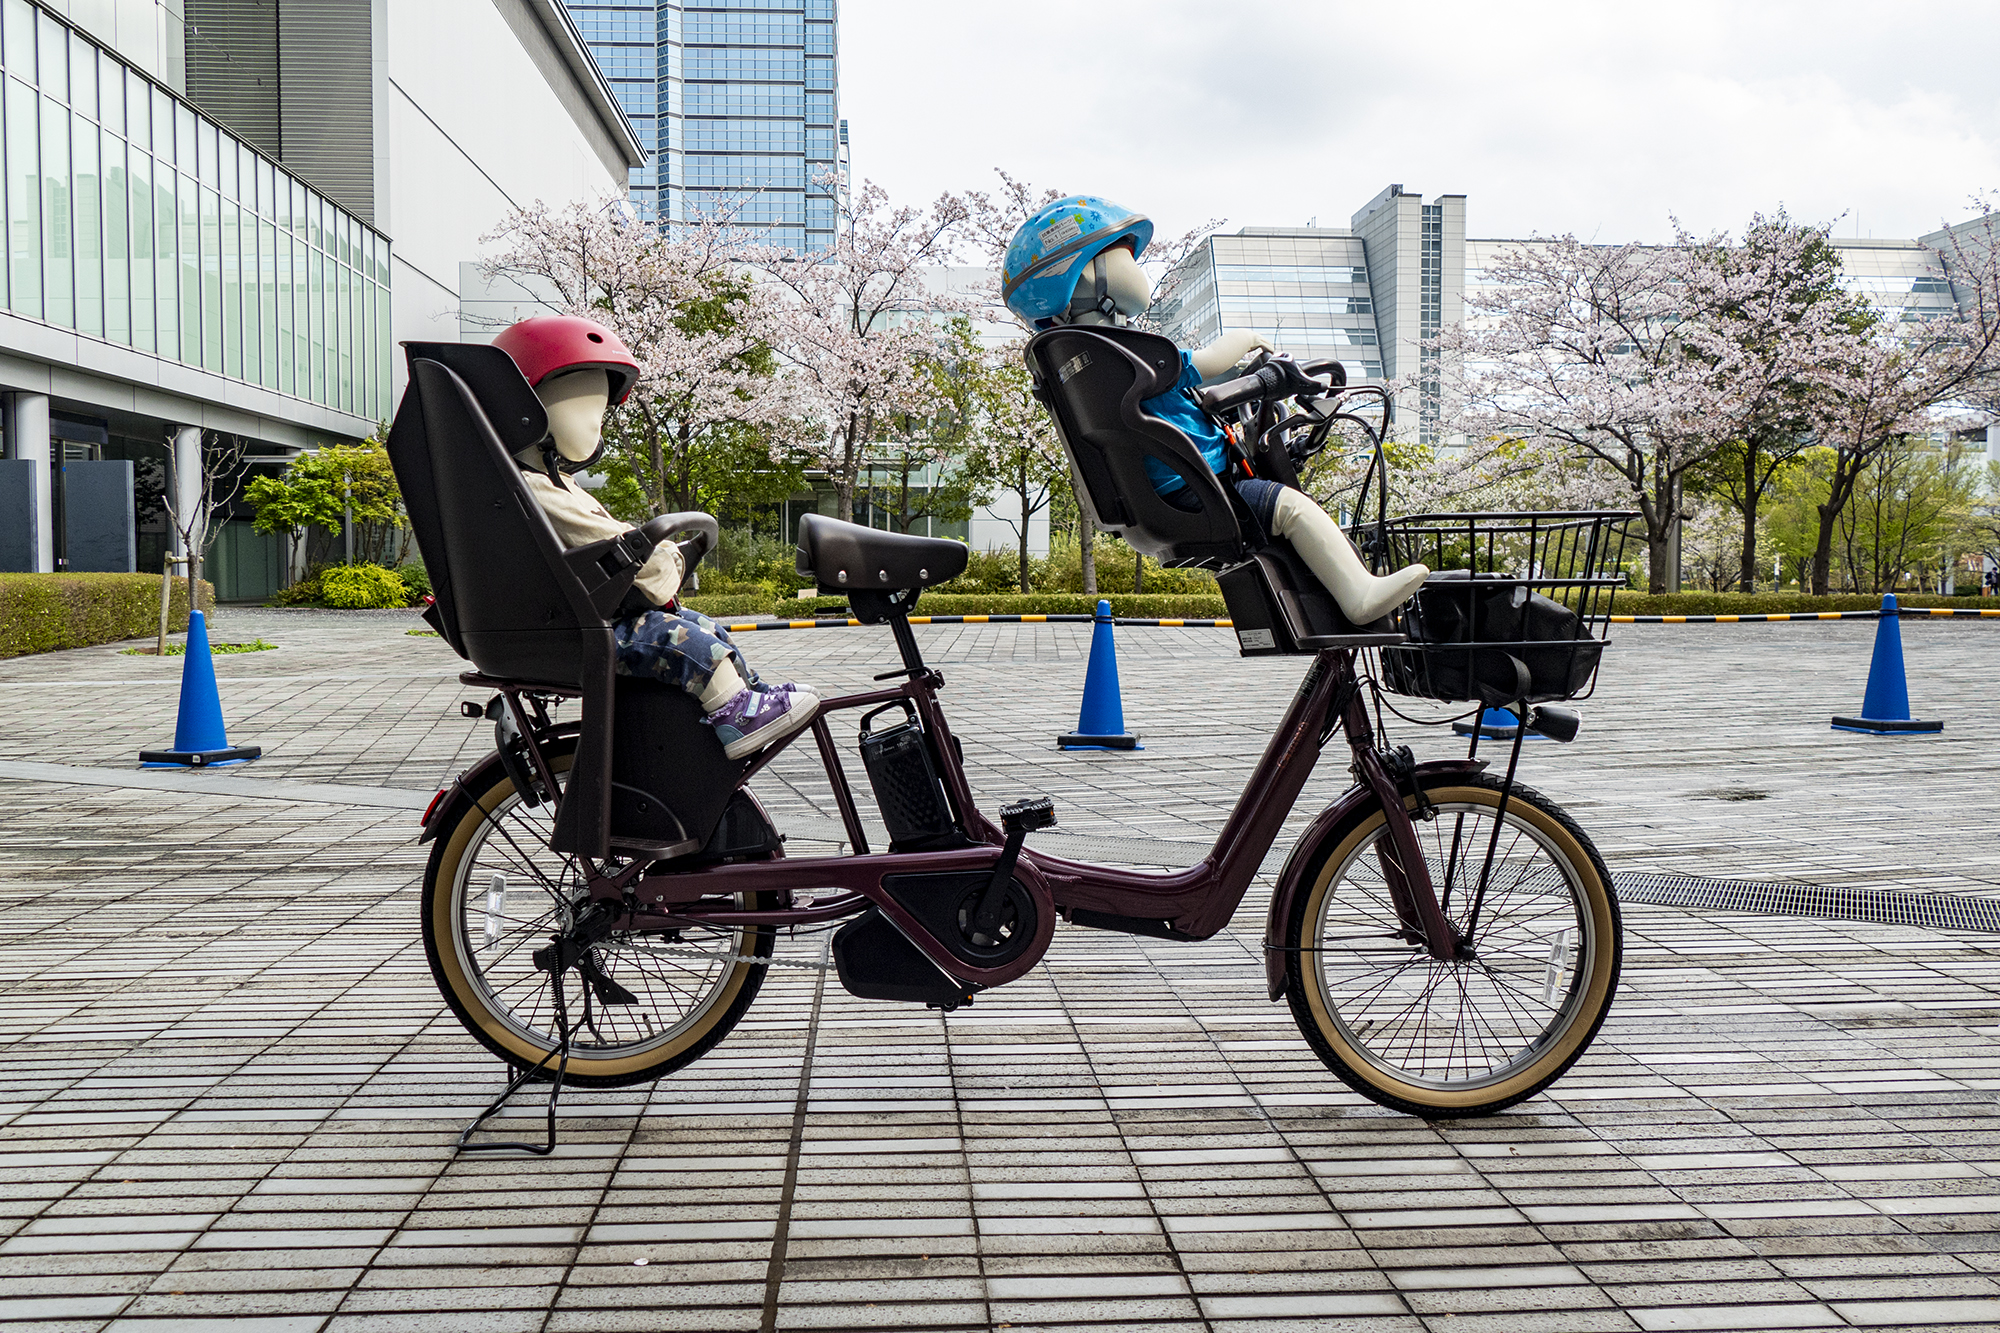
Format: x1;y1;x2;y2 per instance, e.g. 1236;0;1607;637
1300;786;1617;1105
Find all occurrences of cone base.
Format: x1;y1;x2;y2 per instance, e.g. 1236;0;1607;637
140;745;263;768
1830;716;1943;735
1057;733;1141;751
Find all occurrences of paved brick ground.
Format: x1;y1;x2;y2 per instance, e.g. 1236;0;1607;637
3;610;1999;1331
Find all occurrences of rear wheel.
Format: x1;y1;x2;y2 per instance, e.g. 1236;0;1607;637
1284;773;1620;1117
421;739;774;1087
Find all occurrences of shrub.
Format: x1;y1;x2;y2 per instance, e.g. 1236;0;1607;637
1579;590;1995;617
396;560;432;604
271;568;325;606
0;573;213;658
677;594;779;620
319;563;410;609
777;592;1231;619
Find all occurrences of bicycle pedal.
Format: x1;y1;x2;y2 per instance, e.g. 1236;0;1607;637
1000;796;1056;833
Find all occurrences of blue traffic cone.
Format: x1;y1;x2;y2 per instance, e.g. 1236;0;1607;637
1831;594;1942;735
140;610;263;767
1453;706;1536;740
1058;600;1140;751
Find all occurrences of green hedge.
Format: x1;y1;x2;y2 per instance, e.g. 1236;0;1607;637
1597;591;1993;616
0;573;215;658
680;594;785;620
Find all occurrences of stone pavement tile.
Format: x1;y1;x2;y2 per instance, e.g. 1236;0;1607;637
1626;1302;1845;1329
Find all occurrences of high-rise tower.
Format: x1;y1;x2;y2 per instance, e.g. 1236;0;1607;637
567;0;842;251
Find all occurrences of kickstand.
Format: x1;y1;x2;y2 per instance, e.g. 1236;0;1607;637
456;971;581;1156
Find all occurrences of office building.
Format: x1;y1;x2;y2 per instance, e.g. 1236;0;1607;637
0;0;641;596
1160;186;1999;459
566;0;843;251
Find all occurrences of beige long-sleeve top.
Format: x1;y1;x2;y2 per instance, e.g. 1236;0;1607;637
522;471;684;606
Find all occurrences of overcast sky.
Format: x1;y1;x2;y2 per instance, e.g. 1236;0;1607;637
839;0;1998;252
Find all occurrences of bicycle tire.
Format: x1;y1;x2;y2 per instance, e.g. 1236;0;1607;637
421;737;775;1087
1283;773;1620;1117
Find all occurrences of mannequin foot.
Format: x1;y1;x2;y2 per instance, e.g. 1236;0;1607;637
1340;563;1431;626
705;685;820;760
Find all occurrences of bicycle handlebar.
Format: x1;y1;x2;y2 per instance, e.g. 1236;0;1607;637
639;511;720;568
1195;355;1345;414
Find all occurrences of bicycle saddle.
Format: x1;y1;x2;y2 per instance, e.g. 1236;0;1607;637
796;513;969;594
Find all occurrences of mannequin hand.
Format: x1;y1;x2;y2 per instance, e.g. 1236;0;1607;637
1192;331;1278;382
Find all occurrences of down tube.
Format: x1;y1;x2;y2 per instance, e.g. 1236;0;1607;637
1033;649;1349;938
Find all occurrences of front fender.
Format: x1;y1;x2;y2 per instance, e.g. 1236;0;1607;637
1264;758;1486;1001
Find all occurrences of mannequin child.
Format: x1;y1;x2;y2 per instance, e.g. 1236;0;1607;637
495;315;818;760
1005;200;1429;625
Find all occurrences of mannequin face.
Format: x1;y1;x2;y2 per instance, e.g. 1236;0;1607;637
537;368;611;463
1068;244;1153;325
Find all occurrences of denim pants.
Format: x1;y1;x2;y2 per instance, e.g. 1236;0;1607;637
612;607;760;698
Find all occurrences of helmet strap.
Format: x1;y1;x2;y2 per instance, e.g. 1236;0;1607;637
1094;260;1117;318
539;442;570;490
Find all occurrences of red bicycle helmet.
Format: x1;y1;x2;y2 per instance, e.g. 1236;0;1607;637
492;314;641;405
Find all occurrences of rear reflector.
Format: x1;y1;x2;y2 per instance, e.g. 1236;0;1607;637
421;787;447;827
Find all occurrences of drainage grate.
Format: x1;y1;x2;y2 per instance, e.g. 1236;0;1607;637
1614;872;2000;935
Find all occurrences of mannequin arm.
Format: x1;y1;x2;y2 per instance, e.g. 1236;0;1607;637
1190;330;1276;382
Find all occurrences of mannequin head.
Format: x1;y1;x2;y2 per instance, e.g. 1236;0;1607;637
1066;243;1153;326
537;368;611;464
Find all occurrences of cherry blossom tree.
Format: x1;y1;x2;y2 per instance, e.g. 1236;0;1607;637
480;196;799;518
757;178;971;523
1677;213;1869;590
1798;210;2000;593
1437;236;1731;591
966;343;1071;593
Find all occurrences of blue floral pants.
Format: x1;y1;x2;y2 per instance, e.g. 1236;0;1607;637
612;607;761;698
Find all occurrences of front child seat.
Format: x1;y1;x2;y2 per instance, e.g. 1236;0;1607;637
1023;326;1402;656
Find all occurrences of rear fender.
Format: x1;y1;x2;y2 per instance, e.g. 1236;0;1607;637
420;724;580;844
1264;758;1486;1001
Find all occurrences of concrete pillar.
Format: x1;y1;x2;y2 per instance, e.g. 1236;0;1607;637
7;392;53;572
170;425;203;559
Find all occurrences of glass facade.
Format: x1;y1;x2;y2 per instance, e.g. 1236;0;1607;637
0;0;391;423
566;0;840;252
1156;231;1386;384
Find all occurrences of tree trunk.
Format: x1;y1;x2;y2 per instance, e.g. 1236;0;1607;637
1018;460;1032;594
1737;444;1760;593
1645;515;1677;596
836;480;853;523
1810;508;1836;596
1079;514;1097;596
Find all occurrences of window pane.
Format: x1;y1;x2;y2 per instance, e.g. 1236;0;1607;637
68;33;92;121
259;217;275;388
221;197;239;377
7;77;36;320
199;183;219;369
36;14;61;102
97;52;118;136
177;172;197;362
39;93;67;327
125;73;143;149
4;0;35;86
173;102;192;172
336;255;349;411
103;128;125;343
128;143;149;351
308;245;322;402
276;225;291;394
70;113;98;336
153;162;174;358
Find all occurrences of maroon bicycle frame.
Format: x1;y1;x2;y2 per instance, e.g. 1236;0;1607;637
473;640;1471;998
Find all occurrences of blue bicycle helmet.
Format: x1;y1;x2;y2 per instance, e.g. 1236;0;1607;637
1002;196;1154;329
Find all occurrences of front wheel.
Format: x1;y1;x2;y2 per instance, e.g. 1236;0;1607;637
421;738;775;1087
1283;773;1621;1117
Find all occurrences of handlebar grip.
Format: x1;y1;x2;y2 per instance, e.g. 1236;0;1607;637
1196;364;1285;413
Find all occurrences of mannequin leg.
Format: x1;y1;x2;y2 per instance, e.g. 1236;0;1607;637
1267;489;1429;625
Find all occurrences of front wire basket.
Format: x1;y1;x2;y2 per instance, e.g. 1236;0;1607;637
1365;511;1640;705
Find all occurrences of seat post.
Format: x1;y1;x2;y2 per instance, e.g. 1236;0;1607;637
888;614;927;678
